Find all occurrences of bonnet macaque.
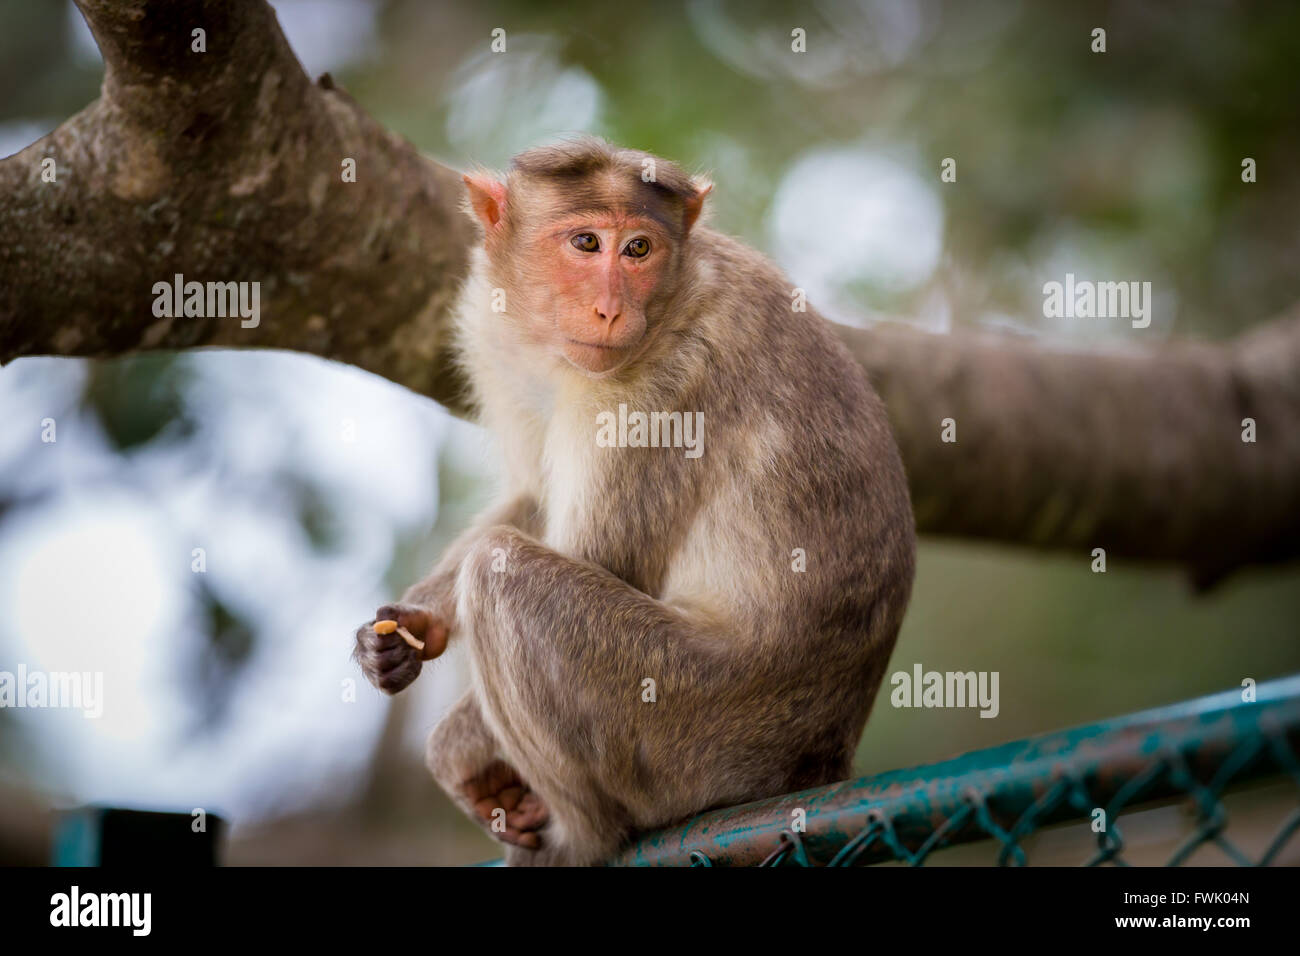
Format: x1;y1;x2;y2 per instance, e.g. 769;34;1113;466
354;138;915;865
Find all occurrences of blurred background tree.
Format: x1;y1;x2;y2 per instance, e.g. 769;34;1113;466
1;0;1297;864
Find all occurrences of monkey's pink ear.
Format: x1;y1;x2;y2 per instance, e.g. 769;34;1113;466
683;181;712;233
463;173;508;232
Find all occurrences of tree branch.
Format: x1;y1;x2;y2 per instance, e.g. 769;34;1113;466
2;0;1297;580
0;0;476;411
839;312;1300;585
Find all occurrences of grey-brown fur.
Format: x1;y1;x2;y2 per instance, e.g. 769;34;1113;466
354;138;915;865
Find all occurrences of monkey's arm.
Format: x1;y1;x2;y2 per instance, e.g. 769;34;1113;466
354;493;540;694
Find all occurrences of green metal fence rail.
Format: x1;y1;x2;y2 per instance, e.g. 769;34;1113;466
613;675;1300;867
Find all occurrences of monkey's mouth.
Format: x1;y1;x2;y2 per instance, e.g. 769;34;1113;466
565;339;624;351
562;338;634;375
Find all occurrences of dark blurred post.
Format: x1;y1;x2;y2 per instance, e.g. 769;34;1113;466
52;808;224;866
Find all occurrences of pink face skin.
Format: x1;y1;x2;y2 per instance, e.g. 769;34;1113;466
463;173;680;377
536;213;670;375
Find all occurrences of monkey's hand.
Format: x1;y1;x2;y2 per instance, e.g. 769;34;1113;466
353;603;449;695
463;759;550;850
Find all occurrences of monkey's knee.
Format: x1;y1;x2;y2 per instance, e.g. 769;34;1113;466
459;526;525;591
455;526;532;647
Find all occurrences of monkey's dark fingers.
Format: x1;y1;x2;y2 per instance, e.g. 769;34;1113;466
375;604;448;661
354;622;408;656
353;627;422;694
371;656;421;695
355;637;416;677
364;639;418;671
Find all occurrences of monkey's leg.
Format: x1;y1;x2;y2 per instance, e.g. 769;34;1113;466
426;688;550;850
456;526;743;866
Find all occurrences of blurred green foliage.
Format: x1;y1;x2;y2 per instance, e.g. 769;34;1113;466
354;0;1300;336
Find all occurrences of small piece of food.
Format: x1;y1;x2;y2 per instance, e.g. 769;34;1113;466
374;617;426;651
396;625;425;651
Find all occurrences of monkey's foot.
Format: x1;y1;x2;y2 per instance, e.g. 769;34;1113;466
464;760;550;850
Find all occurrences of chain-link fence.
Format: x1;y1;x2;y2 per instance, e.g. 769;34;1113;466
614;675;1300;867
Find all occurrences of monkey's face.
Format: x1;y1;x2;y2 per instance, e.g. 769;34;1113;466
517;212;673;376
464;165;706;378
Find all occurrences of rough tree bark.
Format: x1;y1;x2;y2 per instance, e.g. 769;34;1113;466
0;0;476;410
847;314;1300;588
1;0;1296;584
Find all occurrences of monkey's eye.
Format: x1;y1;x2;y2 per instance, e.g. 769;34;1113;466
570;233;600;253
623;237;651;259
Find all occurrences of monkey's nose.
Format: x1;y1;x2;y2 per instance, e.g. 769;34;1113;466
594;303;622;325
